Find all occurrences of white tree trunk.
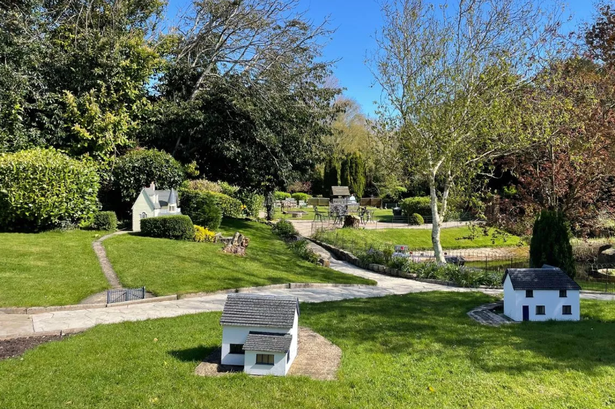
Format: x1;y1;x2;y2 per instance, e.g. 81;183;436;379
429;173;446;264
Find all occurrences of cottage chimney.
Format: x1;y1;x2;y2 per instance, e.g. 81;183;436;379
149;182;156;191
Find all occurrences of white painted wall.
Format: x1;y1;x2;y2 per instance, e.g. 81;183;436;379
244;351;288;376
503;276;580;322
220;310;299;375
131;193;153;232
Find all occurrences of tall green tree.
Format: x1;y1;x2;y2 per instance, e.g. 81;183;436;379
373;0;562;262
530;210;576;278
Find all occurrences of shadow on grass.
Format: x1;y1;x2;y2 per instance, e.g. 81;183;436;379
300;292;615;375
169;346;218;363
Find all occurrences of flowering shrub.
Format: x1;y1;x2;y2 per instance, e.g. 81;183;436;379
194;225;216;242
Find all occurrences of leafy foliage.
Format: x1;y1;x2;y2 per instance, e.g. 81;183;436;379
530;210;576;278
178;190;222;231
340;153;366;197
93;211;118;231
0;148;99;231
207;192;243;218
140;215;194;241
409;213;424;225
274;191;292;200
291;193;310;203
400;197;432;218
193;225;215;243
113;149;184;214
271;219;297;239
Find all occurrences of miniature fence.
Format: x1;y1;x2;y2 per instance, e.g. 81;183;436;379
107;287;146;304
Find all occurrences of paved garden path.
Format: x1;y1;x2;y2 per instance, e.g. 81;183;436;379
290;219;473;237
1;251;614;339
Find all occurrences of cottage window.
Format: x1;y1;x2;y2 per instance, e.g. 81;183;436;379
169;205;176;212
562;305;572;315
140;212;147;219
559;290;567;298
526;290;533;298
256;354;274;365
536;305;545;315
229;344;245;355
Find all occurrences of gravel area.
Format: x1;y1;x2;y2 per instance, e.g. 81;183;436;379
195;327;341;380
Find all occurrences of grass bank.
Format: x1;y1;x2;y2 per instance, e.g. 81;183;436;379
104;219;374;296
0;230;109;307
1;293;614;408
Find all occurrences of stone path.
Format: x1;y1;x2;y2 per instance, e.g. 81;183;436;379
2;246;615;339
290;219;474;237
467;301;516;326
91;231;129;290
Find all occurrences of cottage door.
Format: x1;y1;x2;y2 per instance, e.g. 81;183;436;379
522;306;529;321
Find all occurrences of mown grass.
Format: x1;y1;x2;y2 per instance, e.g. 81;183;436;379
315;226;524;251
104;219;374;296
1;292;615;408
0;230;109;307
276;206;392;221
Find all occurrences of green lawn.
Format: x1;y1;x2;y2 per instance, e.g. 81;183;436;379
104;219;374;296
0;230;109;307
315;226;524;252
276;206;393;221
2;292;615;408
576;279;615;293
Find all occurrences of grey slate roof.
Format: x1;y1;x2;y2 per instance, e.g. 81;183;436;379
220;294;299;328
503;266;581;290
331;186;350;197
243;332;292;353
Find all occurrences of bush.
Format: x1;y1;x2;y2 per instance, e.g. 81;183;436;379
0;148;99;231
272;219;297;239
208;191;243;218
194;225;216;242
530;210;576;278
185;179;221;193
409;213;424;225
291;193;310;203
288;239;320;264
93;211;118;231
179;190;223;230
274;191;291;201
235;190;264;218
400;196;432;217
113;149;185;210
141;215;194;240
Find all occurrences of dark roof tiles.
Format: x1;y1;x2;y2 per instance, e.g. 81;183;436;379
503;267;581;290
220;294;299;328
243;332;292;353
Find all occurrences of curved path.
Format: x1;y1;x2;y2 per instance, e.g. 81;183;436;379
1;253;614;339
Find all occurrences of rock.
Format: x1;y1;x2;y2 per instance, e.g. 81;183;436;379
220;232;250;256
343;215;361;228
598;247;615;264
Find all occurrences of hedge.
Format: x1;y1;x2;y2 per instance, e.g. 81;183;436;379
208;191;243;218
274;191;291;200
179;190;223;230
291;193;310;203
409;213;424;225
141;215;194;240
0;148;99;231
93;211;118;231
400;197;432;217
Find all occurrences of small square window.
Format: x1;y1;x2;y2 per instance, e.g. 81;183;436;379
559;290;567;298
536;305;545;315
526;290;534;298
563;305;572;315
256;354;274;365
229;344;245;355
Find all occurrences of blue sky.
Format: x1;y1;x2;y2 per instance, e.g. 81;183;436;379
166;0;598;117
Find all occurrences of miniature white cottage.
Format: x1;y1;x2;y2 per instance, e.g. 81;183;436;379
503;266;581;322
219;294;299;376
131;182;181;232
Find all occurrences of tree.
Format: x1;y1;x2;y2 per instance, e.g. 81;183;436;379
530;210;575;278
372;0;562;262
323;157;340;191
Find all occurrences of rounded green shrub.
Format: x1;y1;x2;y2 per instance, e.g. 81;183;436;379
272;219;297;239
208;192;243;218
235;190;264;218
141;215;194;240
274;191;291;201
113;149;184;208
179;190;223;230
400;197;432;217
409;213;424;225
0;148;99;231
93;211;118;231
291;192;310;203
530;210;576;278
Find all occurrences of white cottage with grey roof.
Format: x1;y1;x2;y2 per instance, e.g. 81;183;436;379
131;182;181;232
503;266;581;322
220;294;299;376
